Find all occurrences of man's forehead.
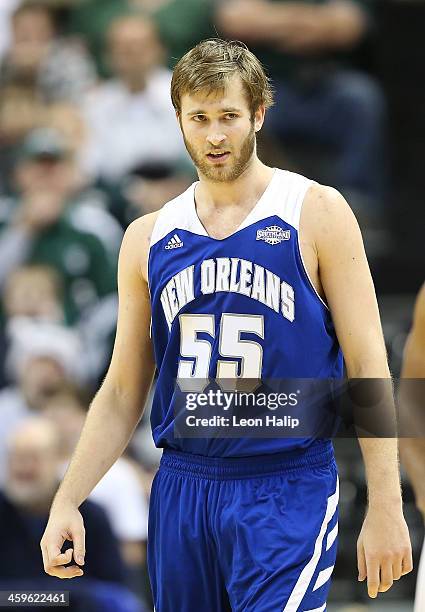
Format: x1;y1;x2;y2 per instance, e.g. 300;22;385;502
181;76;250;114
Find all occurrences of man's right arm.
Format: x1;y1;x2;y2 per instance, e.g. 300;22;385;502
40;213;158;579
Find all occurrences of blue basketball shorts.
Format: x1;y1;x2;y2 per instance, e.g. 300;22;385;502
147;443;339;612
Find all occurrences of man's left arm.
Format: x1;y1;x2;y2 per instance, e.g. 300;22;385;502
304;184;413;598
399;283;425;518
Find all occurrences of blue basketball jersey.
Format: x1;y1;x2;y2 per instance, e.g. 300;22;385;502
148;168;344;456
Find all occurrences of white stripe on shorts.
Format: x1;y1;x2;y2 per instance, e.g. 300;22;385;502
283;477;339;612
326;522;338;551
313;565;334;591
304;604;326;612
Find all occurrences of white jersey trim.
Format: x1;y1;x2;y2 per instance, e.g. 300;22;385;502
148;169;330;312
149;168;313;249
149;184;195;249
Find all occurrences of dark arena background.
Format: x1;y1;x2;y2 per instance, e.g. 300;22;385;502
0;1;423;611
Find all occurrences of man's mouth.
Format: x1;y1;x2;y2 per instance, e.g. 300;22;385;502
206;152;230;162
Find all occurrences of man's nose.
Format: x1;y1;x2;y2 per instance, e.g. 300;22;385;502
206;132;227;147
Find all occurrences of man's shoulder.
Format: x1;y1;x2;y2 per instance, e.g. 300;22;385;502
271;168;347;229
302;181;355;222
299;180;361;253
123;212;160;256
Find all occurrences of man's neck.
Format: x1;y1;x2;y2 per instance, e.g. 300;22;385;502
196;157;274;210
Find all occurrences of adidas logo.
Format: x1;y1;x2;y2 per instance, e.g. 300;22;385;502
165;233;184;250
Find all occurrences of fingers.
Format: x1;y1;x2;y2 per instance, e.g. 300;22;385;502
41;540;62;577
392;555;403;581
72;524;86;566
378;558;393;593
46;549;84;579
47;563;84;580
362;549;413;598
357;541;367;582
401;547;414;576
41;540;85;579
365;555;380;599
40;508;86;579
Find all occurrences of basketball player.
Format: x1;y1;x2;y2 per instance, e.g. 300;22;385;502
40;40;412;610
399;283;425;612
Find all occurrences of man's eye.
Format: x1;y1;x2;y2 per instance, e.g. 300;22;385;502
193;115;207;122
224;114;238;120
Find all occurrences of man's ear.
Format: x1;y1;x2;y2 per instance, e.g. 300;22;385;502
254;104;266;132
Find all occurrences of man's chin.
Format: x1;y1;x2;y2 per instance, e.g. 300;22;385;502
203;169;233;182
198;162;242;183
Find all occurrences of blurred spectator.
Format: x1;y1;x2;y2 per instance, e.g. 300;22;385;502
147;0;216;69
69;0;216;75
217;0;388;216
0;128;119;324
0;1;96;104
0;317;83;484
0;83;43;148
5;316;83;385
0;417;145;611
3;264;64;323
2;262;115;381
1;262;118;384
37;103;129;233
0;84;44;194
1;261;117;388
81;14;190;183
40;101;90;173
0;264;65;385
118;162;194;225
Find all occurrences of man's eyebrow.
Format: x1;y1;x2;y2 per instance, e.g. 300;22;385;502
186;107;243;116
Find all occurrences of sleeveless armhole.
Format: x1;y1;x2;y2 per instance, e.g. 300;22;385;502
147;184;197;337
278;171;330;311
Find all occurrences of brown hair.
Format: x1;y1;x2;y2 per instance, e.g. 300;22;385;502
171;39;274;116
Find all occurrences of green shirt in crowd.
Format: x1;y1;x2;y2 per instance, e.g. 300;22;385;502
0;205;116;324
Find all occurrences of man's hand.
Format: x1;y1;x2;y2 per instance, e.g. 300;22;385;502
40;503;86;579
357;505;413;598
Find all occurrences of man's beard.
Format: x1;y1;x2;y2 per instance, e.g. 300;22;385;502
182;124;256;183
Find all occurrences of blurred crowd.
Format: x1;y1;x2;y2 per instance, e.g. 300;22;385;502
0;1;420;611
